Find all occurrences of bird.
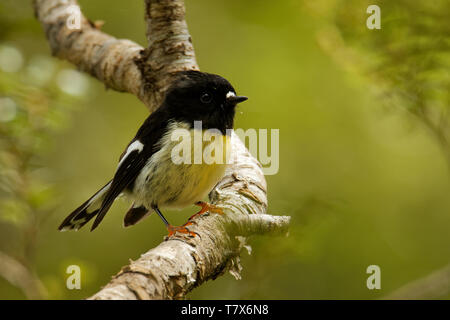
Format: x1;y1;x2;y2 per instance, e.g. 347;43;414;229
58;70;248;236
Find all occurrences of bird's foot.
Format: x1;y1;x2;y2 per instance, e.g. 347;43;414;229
188;201;224;221
167;222;198;238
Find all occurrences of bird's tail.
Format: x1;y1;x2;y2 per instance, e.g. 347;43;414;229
58;181;112;231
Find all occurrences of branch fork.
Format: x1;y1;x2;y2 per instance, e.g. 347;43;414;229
34;0;290;299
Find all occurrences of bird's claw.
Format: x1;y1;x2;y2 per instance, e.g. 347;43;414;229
166;222;198;238
188;201;224;221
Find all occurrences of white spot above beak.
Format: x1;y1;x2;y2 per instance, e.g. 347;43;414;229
226;91;236;99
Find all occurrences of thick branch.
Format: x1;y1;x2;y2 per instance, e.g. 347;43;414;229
138;0;199;109
34;0;290;299
33;0;148;104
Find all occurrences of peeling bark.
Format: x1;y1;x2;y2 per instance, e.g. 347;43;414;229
34;0;290;300
138;0;200;109
34;0;147;103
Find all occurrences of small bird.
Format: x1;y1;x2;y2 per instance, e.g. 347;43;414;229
58;70;248;236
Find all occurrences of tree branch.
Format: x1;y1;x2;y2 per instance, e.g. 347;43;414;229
0;251;47;300
34;0;290;299
33;0;147;104
383;264;450;300
138;0;199;109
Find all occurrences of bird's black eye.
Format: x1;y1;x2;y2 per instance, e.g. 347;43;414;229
200;92;212;104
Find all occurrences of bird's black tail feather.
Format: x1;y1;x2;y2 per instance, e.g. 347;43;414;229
58;181;112;231
123;203;151;227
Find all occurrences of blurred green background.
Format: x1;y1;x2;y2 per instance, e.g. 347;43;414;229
0;0;449;299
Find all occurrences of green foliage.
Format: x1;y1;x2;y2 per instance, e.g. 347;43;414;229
312;0;450;159
0;41;89;297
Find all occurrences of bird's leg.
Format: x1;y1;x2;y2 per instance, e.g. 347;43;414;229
188;201;224;221
153;205;197;237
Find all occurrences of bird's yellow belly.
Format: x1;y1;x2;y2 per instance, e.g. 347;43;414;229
132;123;231;209
165;160;227;208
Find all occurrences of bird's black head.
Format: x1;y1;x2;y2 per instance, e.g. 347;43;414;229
163;70;248;134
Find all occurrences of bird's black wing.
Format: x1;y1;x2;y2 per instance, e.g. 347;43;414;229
90;108;170;231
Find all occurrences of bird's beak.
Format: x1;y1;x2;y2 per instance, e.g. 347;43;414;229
227;95;248;104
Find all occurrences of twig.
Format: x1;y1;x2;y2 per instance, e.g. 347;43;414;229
0;251;47;300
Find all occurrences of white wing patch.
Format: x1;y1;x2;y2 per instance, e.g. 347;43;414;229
118;140;144;169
